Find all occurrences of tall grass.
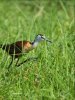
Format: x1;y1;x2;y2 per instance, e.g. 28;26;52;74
0;0;74;100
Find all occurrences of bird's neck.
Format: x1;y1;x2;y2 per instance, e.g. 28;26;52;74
32;41;39;48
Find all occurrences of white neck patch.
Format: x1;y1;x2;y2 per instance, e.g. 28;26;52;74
32;41;39;48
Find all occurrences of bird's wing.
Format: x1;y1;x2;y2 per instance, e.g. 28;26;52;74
15;41;32;52
1;41;32;57
2;42;22;55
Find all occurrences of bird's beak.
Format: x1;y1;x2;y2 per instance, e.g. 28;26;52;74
42;36;52;43
45;38;52;43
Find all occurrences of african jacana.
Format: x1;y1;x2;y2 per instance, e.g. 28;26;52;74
0;34;51;68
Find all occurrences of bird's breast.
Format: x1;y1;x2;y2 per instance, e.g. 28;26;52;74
23;42;33;52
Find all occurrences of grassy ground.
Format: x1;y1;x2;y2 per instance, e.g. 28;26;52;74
0;0;75;100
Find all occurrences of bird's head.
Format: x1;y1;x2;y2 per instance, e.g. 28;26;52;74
34;34;52;43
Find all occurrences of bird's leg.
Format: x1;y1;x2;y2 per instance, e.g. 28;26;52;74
8;57;13;69
15;58;19;66
17;57;38;67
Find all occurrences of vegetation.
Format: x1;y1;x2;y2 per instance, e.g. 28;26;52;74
0;0;74;100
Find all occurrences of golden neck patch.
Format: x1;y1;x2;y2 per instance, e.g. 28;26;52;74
23;42;33;52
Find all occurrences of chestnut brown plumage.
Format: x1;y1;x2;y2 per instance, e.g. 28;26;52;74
2;41;32;58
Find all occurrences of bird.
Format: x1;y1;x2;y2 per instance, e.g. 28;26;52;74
0;34;51;68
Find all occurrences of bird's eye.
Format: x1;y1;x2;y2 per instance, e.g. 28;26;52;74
41;36;45;39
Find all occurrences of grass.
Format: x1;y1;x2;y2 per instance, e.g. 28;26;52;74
0;0;75;100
